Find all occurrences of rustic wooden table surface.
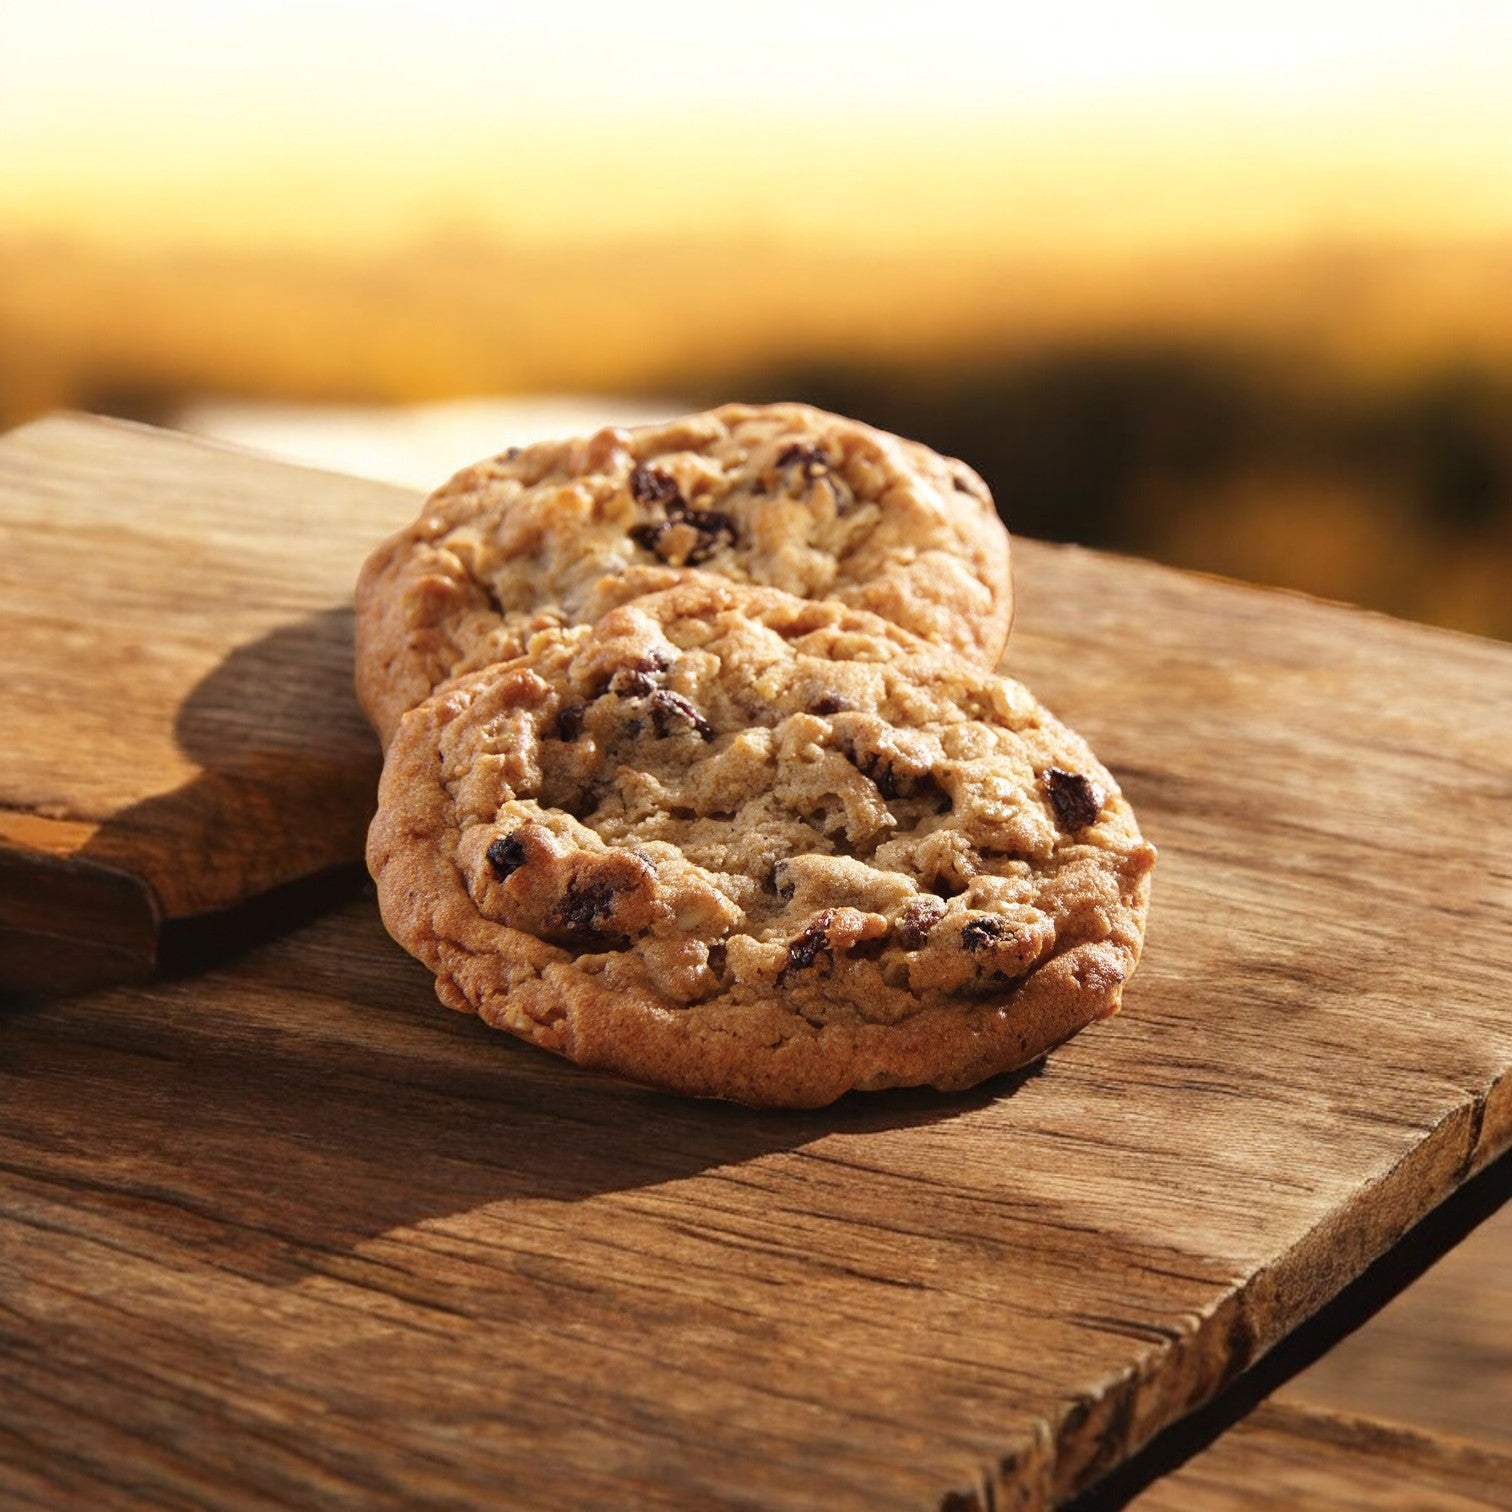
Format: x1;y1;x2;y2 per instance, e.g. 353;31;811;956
0;416;415;993
1;418;1510;1510
1130;1168;1512;1510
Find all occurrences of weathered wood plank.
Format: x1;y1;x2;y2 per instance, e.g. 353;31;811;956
1090;1156;1511;1507
3;494;1510;1508
1132;1403;1512;1511
1278;1181;1512;1452
0;414;417;992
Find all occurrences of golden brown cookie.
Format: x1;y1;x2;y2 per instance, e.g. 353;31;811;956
367;580;1153;1107
355;402;1013;747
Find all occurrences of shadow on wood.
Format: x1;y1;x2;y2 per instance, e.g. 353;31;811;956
87;604;379;976
0;415;417;996
2;606;381;996
3;901;1040;1279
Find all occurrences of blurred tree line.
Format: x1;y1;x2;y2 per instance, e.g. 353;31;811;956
732;348;1512;640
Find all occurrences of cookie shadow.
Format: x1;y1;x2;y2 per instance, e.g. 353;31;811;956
8;911;1046;1288
20;602;1050;1279
66;605;380;987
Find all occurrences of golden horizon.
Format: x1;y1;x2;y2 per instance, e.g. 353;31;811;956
7;4;1512;255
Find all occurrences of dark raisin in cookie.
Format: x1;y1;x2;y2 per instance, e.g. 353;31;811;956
367;580;1153;1107
355;403;1013;747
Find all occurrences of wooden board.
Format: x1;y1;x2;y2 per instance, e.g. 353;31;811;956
1115;1160;1512;1508
0;414;417;993
1278;1177;1512;1452
1131;1403;1512;1511
3;501;1510;1509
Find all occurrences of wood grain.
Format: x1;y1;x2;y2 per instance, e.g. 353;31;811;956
1132;1403;1512;1511
2;507;1510;1509
1111;1164;1512;1508
0;414;417;993
1278;1187;1512;1452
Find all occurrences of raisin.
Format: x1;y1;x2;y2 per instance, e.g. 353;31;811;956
858;753;900;800
609;666;658;697
785;910;836;972
649;689;713;741
629;521;667;553
561;877;615;931
545;875;631;951
556;701;586;741
810;692;852;715
486;834;527;881
600;650;669;698
629;464;682;508
849;748;945;805
787;931;828;971
961;916;1009;953
1044;768;1103;832
629;473;736;563
678;507;737;564
897;898;945;951
776;442;831;477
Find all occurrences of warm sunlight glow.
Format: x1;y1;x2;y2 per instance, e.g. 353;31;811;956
5;1;1512;252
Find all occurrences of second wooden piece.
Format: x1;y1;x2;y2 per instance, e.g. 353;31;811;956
0;414;418;993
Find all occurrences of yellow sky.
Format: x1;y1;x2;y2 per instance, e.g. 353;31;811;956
5;1;1512;253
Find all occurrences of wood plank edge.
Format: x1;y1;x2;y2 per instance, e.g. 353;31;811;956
1042;1141;1512;1512
6;410;420;500
935;1082;1512;1511
0;839;160;995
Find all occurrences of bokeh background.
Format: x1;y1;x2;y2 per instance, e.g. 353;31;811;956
5;0;1512;637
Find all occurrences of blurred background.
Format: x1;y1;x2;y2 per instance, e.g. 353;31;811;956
4;0;1511;637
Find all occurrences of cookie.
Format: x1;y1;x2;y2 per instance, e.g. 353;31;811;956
367;579;1154;1107
355;402;1013;747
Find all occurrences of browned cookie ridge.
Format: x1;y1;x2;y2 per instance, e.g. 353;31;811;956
367;580;1154;1108
355;402;1013;747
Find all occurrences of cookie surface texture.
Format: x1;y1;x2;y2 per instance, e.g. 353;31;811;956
356;402;1013;747
368;581;1154;1108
